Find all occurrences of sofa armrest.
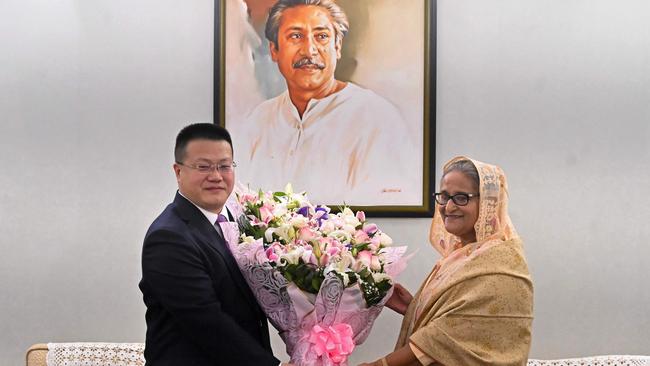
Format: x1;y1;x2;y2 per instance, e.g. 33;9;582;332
26;343;48;366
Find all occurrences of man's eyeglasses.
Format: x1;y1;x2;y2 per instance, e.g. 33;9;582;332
176;161;237;175
433;192;479;206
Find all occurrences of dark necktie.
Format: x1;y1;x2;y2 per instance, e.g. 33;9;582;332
214;214;228;240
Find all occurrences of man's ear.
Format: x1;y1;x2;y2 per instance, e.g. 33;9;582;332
173;163;182;182
335;37;342;59
270;41;279;62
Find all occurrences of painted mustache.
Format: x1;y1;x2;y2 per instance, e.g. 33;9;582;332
293;58;326;69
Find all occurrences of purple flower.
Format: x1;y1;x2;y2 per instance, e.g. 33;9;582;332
363;223;379;235
297;206;310;217
315;206;330;214
315;207;330;226
317;216;329;227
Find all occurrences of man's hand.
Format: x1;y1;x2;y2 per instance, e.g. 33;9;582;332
281;363;295;366
385;283;413;315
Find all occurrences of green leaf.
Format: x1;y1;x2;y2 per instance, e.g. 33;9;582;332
251;205;261;219
311;278;320;292
354;243;370;251
376;279;392;292
283;271;293;282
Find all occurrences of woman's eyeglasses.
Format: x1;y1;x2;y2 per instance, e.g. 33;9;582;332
433;192;479;206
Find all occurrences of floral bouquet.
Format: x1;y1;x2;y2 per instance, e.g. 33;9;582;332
219;184;408;366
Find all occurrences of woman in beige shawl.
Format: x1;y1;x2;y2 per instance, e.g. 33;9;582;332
359;157;533;366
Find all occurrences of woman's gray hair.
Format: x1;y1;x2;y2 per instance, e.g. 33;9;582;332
443;159;480;190
265;0;349;49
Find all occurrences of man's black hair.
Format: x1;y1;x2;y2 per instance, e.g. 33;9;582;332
174;123;233;163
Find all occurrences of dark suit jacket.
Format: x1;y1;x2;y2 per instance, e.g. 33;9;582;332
139;192;279;366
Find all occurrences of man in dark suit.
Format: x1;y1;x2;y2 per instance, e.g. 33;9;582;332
139;123;289;365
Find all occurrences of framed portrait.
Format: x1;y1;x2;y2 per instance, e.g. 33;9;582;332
215;0;436;217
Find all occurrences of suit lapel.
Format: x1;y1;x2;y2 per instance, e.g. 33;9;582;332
173;193;260;311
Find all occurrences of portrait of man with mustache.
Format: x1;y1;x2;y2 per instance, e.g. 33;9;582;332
232;0;421;206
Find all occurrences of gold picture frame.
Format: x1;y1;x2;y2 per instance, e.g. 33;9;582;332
215;0;436;217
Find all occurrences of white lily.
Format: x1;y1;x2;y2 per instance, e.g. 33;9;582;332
275;223;296;243
280;246;303;265
284;183;294;195
289;215;309;228
273;205;288;219
325;251;354;274
342;224;357;235
328;229;352;244
379;232;393;246
343;214;361;228
320;220;336;234
264;228;276;243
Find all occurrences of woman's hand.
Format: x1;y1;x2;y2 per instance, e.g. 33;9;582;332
385;283;413;315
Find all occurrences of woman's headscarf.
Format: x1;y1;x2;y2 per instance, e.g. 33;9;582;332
429;156;518;258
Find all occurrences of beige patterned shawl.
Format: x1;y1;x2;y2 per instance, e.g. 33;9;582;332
396;156;534;366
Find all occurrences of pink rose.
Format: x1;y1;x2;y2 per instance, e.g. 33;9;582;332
259;204;274;223
326;245;341;257
298;227;317;241
356;250;381;271
239;193;258;204
353;230;370;244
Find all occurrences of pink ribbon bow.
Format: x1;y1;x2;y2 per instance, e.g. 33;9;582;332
308;323;355;364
